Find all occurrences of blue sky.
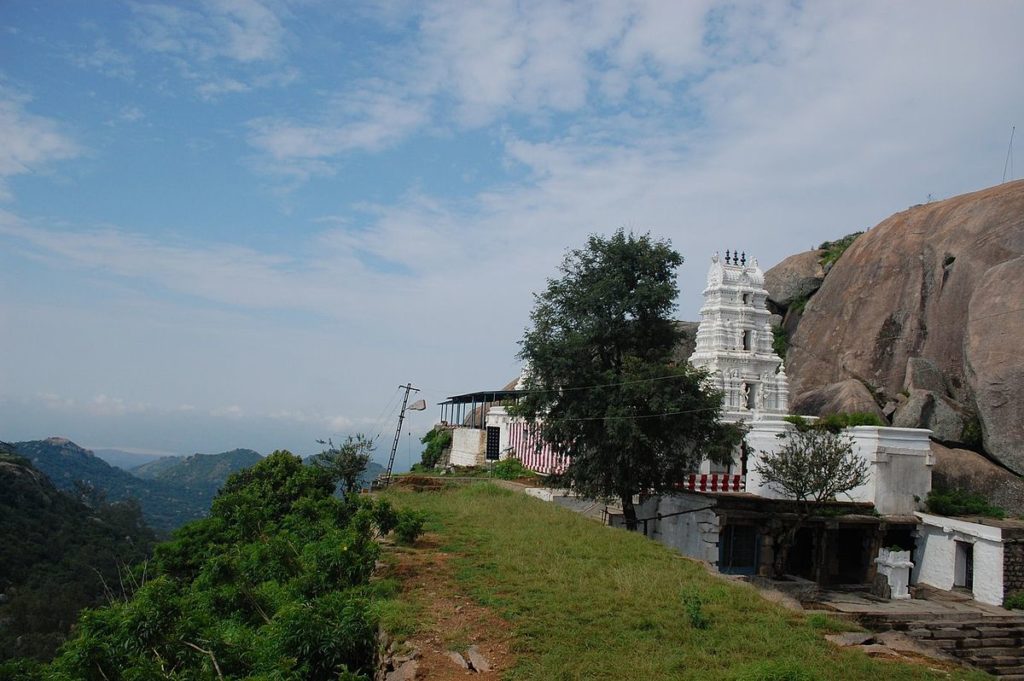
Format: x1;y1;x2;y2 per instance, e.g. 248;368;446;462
2;1;1022;462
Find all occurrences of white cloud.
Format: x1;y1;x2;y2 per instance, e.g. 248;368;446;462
243;1;716;175
89;394;149;416
132;0;285;63
130;0;289;97
39;392;76;409
246;82;428;177
211;404;245;418
0;89;81;201
72;38;136;79
197;78;251;99
117;106;146;123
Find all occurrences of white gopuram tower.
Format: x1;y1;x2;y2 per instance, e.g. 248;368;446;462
689;250;789;420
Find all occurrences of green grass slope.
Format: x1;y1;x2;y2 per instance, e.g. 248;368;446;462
386;483;988;681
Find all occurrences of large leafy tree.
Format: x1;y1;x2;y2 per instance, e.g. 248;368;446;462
514;230;739;530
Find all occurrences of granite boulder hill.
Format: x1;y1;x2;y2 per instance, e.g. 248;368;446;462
765;180;1024;476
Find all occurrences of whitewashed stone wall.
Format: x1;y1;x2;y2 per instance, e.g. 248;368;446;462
449;428;486;467
913;512;1006;606
742;423;932;516
485;406;515;460
628;495;722;564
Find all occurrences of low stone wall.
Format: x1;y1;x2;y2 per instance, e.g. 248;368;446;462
1004;530;1024;600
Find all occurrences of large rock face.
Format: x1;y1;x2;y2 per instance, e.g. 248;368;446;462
931;442;1024;518
790;378;885;420
891;390;967;444
964;256;1024;476
781;180;1024;474
763;250;825;308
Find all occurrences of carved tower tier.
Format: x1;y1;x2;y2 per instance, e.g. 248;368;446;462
689;250;789;419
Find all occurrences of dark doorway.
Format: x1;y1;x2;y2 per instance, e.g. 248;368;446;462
485;426;501;461
882;526;915;553
955;541;974;590
787;527;815;579
833;528;871;584
720;524;759;575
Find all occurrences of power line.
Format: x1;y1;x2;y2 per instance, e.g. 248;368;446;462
370;387;405;443
544;405;722;422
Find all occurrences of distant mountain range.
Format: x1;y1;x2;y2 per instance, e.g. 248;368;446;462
132;448;263;496
11;438;264;533
361;460;386;487
9;438;389;531
92;447;170;470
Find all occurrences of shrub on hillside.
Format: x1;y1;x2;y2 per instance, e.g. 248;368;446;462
493;456;531;480
34;451;395;681
926;488;1005;519
783;412;885;434
818;231;863;269
394;510;427;545
419;427;452;469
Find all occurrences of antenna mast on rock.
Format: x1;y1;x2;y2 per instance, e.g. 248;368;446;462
383;383;421;486
1003;125;1016;183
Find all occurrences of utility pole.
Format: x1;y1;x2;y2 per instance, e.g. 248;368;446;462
384;383;419;485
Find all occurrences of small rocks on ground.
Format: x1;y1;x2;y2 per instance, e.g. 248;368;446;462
466;645;492;673
447;650;469;669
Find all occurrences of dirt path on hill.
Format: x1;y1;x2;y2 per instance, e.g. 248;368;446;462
380;534;515;680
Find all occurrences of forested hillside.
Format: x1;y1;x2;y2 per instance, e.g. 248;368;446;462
132;448;263;508
13;438;210;532
3;451;421;680
13;439;273;532
0;450;156;662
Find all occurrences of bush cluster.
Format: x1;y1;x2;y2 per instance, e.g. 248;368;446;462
13;451;423;681
492;456;531;480
818;231;864;268
418;427;453;469
783;412;885;434
925;488;1005;519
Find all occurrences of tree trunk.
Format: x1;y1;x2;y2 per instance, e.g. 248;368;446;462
620;492;638;531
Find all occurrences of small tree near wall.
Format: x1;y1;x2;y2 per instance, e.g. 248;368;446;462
755;427;869;577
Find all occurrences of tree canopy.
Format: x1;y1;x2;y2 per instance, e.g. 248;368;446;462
311;434;374;495
755;428;869;506
513;230;739;529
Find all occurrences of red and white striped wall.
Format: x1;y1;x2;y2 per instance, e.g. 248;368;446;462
507;419;568;475
675;474;745;493
507;419;744;492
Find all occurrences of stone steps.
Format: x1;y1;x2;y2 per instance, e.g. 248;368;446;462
856;615;1024;677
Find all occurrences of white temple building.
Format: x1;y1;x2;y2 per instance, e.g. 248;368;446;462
687;250;932;517
689;250;789;418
